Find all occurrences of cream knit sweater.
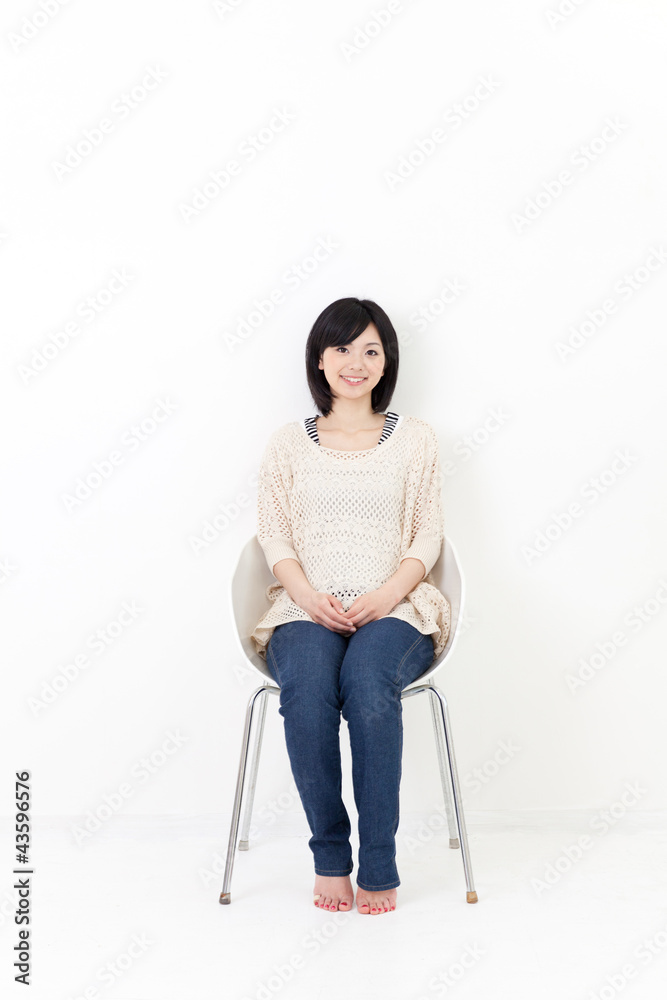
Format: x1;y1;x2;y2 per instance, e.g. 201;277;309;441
250;413;451;659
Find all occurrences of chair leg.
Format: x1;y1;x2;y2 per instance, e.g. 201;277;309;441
219;684;278;905
238;687;270;850
428;680;460;849
426;684;478;903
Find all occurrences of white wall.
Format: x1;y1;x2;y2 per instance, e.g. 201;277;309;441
2;0;666;824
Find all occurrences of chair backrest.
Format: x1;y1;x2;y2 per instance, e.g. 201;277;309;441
229;534;465;686
402;534;465;690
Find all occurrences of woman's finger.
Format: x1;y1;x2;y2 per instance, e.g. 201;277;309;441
323;612;355;633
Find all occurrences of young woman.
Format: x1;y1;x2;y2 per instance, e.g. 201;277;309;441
250;297;451;915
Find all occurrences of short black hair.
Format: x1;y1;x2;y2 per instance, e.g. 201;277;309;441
305;297;399;416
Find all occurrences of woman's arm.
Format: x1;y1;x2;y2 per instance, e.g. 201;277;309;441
256;432;301;572
342;424;444;629
399;423;445;577
257;434;355;634
272;557;315;606
380;556;426;606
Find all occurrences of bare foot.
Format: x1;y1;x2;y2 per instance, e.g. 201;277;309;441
356;886;397;914
313;874;354;912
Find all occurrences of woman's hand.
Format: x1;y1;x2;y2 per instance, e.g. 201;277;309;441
299;591;360;635
339;584;399;629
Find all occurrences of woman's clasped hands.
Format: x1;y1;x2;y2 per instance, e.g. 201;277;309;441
298;585;399;635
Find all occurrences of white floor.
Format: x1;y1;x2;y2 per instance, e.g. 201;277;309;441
3;811;666;1000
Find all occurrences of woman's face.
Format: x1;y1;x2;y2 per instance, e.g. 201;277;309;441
318;323;385;402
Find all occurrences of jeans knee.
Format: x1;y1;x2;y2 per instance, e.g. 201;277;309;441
341;682;400;722
280;684;341;724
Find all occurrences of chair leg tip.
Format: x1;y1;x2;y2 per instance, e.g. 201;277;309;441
466;891;478;904
219;893;231;905
449;838;460;849
238;840;249;851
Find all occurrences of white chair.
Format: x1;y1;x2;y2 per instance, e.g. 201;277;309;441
219;534;478;905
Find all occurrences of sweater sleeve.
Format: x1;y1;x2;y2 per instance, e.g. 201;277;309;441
256;431;301;575
400;424;444;578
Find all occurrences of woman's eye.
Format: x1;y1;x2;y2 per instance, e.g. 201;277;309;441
336;347;377;355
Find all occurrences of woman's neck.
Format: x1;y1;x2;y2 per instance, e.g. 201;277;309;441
318;401;383;434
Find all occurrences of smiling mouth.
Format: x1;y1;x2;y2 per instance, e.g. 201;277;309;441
340;376;367;384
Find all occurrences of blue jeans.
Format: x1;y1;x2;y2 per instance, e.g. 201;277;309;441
265;617;436;891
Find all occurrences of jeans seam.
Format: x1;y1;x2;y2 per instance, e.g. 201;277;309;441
267;642;281;686
392;633;427;688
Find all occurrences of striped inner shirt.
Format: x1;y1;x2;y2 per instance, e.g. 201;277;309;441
303;411;401;447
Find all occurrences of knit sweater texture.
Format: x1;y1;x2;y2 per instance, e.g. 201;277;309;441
250;413;451;659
